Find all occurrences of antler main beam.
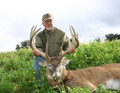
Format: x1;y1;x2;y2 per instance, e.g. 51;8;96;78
30;25;41;50
30;25;46;59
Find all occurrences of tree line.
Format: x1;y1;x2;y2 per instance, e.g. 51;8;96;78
16;40;30;51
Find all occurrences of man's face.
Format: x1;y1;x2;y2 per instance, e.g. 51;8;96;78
43;19;53;31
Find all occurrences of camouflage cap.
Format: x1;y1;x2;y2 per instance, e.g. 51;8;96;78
42;13;53;22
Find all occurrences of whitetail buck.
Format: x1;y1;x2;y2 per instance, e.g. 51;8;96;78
30;26;120;92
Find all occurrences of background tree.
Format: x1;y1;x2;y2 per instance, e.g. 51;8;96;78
15;40;30;50
94;37;101;42
105;33;120;41
16;44;21;51
21;40;30;49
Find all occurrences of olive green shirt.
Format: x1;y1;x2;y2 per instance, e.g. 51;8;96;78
35;27;69;57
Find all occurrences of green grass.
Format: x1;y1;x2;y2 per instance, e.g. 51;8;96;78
0;40;120;93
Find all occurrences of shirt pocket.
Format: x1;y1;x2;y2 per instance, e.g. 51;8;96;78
56;41;61;46
55;41;62;52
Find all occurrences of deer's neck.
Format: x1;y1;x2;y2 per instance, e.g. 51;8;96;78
61;68;68;81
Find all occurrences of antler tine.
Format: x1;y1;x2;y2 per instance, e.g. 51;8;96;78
58;42;64;60
30;26;34;38
30;26;37;38
30;25;41;50
70;25;78;39
45;42;51;62
33;25;37;32
69;25;79;48
60;43;63;55
70;25;74;35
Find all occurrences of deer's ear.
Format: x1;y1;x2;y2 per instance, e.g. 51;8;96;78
38;61;47;67
62;59;70;66
61;57;70;66
64;60;70;66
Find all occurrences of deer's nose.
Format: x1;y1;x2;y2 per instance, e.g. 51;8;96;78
53;74;60;81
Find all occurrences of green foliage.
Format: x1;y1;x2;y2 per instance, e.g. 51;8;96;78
0;40;120;93
66;40;120;70
0;75;14;93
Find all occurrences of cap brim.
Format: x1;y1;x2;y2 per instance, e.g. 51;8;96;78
43;17;53;22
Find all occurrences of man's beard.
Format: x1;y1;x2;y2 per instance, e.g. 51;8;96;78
46;27;53;31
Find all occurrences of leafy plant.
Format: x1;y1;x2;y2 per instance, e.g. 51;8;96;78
0;40;120;93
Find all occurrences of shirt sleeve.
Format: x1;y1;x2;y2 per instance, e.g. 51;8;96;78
62;34;70;51
35;34;44;52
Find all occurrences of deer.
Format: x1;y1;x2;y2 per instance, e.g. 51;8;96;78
30;25;120;92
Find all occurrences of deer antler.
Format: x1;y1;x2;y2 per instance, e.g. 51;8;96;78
69;25;79;48
59;25;79;59
30;25;41;50
30;25;47;59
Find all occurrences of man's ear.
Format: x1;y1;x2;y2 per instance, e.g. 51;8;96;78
42;22;45;26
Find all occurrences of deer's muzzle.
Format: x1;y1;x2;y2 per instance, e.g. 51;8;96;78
53;74;60;81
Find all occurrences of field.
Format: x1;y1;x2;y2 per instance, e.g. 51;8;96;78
0;40;120;93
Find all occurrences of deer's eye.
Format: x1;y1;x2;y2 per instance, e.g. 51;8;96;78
48;64;53;69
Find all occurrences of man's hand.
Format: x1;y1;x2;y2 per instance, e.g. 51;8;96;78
68;48;75;54
33;49;41;56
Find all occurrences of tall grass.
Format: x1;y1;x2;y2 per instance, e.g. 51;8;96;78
0;40;120;93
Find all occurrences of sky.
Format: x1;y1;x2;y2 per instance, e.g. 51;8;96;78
0;0;120;52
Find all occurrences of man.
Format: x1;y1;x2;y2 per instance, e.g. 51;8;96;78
32;13;74;79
